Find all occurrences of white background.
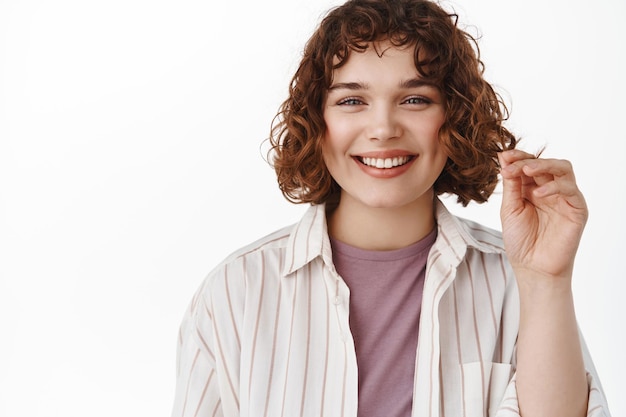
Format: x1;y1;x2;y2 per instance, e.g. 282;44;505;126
1;0;624;416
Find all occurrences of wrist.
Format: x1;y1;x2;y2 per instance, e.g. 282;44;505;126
512;266;573;291
513;269;576;313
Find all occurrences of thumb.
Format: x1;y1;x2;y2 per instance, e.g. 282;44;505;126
498;152;524;218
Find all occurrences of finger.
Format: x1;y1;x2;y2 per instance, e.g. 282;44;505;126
533;178;580;199
501;164;553;197
524;170;553;188
499;149;537;168
499;149;545;181
526;170;588;223
499;152;525;215
517;159;580;201
501;162;550;184
502;158;575;190
519;158;576;180
532;175;587;209
533;182;589;227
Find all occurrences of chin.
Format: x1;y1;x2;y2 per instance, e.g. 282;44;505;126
358;195;419;210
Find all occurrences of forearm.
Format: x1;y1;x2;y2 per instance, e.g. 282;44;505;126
515;274;588;417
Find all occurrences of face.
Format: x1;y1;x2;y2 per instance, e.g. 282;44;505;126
322;41;448;211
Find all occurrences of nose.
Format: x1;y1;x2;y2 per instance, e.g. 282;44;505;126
367;104;402;141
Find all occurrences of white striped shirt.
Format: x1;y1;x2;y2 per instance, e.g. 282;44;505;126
171;200;610;417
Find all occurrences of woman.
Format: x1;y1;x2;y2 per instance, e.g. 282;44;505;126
171;0;610;416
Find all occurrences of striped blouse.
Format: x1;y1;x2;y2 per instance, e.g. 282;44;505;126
171;199;610;417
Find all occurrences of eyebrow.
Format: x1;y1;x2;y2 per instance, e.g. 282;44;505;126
327;78;437;91
400;78;437;89
327;82;368;91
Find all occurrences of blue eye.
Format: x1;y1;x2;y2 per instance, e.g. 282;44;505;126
337;97;364;106
404;96;431;105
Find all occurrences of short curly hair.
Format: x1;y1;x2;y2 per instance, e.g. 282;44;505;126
269;0;516;206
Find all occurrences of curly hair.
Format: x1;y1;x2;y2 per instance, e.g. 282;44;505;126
269;0;517;206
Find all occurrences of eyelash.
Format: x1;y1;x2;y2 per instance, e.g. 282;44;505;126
336;96;432;106
337;97;363;106
403;96;432;105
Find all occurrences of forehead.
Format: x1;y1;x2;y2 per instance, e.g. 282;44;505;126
331;42;420;83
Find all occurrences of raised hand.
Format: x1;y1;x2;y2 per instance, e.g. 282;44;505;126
498;149;588;282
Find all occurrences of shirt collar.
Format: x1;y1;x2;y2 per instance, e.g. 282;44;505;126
282;199;505;276
282;204;333;277
433;198;506;268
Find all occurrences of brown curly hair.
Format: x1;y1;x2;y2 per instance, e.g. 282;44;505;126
269;0;517;206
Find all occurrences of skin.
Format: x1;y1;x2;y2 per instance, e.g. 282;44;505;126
500;149;588;417
323;41;588;416
322;41;447;250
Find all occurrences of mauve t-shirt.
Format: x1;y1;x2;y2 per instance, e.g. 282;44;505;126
330;228;436;417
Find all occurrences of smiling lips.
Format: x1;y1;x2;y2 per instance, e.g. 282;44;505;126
358;155;413;169
353;153;417;178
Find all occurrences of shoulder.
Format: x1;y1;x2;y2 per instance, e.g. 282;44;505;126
183;223;296;321
434;212;517;295
455;216;505;252
434;199;505;255
200;223;294;288
219;224;294;267
196;204;326;295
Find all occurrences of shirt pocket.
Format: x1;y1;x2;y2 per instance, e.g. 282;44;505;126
460;361;513;417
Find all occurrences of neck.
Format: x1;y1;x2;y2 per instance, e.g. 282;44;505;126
327;193;437;251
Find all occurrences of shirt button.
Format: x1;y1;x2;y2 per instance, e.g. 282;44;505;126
333;296;342;305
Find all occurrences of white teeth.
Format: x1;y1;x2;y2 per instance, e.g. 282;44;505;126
361;156;410;168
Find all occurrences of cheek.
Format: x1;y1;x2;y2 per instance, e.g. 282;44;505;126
433;132;450;170
322;123;351;156
320;133;339;170
324;109;360;137
425;116;446;150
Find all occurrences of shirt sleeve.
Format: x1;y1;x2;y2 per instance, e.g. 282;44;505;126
494;333;611;417
171;290;223;417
